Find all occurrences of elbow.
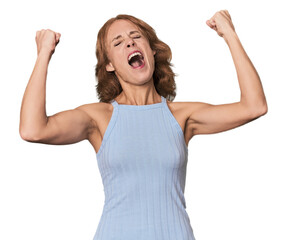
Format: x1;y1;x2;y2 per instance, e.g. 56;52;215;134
257;102;268;116
19;129;33;141
19;128;42;142
241;99;268;118
250;104;268;118
241;96;268;118
261;104;268;116
19;127;28;141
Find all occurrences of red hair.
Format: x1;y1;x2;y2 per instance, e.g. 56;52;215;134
95;14;177;102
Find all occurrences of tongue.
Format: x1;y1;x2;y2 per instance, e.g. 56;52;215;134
131;59;143;68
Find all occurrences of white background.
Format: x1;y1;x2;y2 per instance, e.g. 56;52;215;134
1;0;286;239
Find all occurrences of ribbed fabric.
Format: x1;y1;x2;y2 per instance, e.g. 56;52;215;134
93;95;196;240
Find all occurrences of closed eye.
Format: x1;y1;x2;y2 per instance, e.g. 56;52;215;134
114;35;141;47
114;42;121;47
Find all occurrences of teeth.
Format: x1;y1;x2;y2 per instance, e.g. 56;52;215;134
128;52;142;62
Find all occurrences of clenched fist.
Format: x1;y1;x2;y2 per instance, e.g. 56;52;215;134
206;10;236;40
35;29;61;56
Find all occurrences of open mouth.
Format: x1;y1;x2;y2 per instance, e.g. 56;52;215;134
128;51;145;69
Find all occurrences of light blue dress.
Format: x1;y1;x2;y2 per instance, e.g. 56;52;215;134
93;95;196;240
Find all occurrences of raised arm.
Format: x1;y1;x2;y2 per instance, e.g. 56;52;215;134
19;29;96;144
186;10;267;137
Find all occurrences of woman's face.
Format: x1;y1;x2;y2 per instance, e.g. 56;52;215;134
105;19;156;85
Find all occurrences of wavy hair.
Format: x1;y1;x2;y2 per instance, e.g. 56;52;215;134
95;14;177;103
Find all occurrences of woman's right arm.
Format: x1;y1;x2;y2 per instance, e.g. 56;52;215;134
19;29;96;145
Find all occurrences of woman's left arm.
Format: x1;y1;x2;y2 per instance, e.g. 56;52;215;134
186;10;267;137
224;30;268;113
209;10;268;112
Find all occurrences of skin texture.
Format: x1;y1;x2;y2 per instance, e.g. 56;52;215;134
19;10;267;152
105;19;160;105
206;10;235;38
182;10;268;137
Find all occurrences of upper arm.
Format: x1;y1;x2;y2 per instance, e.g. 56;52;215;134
186;101;267;136
26;104;97;145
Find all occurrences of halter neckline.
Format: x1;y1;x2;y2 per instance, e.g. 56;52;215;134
111;95;165;110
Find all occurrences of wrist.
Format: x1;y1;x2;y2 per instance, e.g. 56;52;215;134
37;49;53;59
223;30;238;44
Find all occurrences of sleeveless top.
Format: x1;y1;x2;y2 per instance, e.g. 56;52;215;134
93;95;196;240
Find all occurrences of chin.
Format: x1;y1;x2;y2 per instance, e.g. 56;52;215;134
134;72;154;85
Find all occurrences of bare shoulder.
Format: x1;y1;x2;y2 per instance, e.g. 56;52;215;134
165;99;199;120
171;100;263;136
75;101;110;114
166;100;211;132
165;99;199;143
75;101;113;128
167;100;212;120
76;101;114;153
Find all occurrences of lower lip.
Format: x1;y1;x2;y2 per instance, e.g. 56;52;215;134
131;59;145;69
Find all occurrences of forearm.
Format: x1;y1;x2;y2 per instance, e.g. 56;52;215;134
224;31;268;113
20;51;52;139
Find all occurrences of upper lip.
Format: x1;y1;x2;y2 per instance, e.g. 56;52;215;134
127;50;143;62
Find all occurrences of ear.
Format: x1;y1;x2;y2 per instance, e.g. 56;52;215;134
106;62;115;72
153;50;156;55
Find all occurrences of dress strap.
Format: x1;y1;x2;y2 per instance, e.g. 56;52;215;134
161;96;188;151
110;99;118;107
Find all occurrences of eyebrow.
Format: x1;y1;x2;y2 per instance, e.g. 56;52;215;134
111;31;140;43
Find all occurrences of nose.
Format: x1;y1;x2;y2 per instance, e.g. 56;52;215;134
126;38;135;48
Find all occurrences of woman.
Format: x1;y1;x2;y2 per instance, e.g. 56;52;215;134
19;10;267;240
